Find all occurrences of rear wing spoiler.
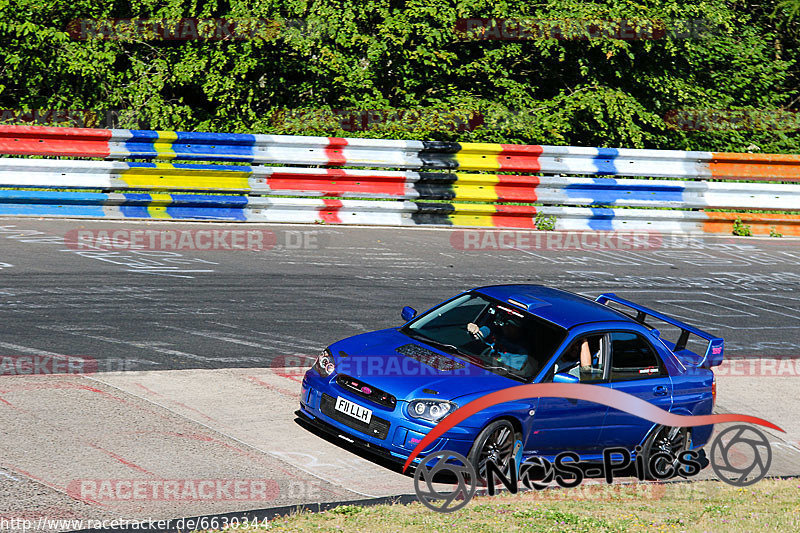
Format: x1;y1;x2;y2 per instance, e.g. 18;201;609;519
595;293;724;368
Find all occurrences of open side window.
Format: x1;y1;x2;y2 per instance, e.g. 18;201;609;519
549;334;608;383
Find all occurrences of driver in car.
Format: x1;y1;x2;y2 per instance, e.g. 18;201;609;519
467;319;529;371
567;338;593;377
554;337;599;381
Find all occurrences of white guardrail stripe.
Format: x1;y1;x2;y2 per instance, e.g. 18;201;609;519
0;158;797;211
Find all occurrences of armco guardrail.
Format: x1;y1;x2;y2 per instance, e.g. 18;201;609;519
3;125;800;179
2;158;798;209
0;125;798;235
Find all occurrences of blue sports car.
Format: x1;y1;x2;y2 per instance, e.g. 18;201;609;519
299;285;723;478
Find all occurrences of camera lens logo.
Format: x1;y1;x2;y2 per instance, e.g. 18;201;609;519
413;451;477;513
519;456;554;490
710;424;772;487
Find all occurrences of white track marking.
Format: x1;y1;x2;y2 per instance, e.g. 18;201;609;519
656;299;758;318
127;270;211;279
571;288;800;331
208;322;321;350
158;325;316;352
38;327;265;364
0;341;66;357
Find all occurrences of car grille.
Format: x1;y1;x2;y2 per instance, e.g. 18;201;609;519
320;393;391;440
335;374;397;408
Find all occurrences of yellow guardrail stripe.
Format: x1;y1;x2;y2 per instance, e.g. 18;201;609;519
454;143;503;171
451;172;500;202
120;163;251;190
152;131;178;160
146;192;173;219
448;202;499;227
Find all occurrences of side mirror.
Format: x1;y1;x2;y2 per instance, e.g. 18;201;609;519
553;372;579;384
401;306;417;322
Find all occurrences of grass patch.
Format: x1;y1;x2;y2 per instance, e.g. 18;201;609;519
209;478;800;532
732;216;753;236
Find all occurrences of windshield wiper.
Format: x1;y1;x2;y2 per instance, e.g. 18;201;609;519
479;363;526;381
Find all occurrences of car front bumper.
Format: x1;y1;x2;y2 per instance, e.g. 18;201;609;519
299;370;475;465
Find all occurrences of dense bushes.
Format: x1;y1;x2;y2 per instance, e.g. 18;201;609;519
1;0;798;152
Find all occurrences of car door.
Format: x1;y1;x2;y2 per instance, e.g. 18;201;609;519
525;333;611;454
599;330;673;448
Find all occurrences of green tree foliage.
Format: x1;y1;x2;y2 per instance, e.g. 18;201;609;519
0;0;798;152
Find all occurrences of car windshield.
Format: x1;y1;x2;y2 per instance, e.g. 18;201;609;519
401;292;567;381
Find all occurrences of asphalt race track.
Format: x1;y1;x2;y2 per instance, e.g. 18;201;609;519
1;218;799;529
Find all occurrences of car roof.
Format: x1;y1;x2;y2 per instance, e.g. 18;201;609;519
472;284;633;330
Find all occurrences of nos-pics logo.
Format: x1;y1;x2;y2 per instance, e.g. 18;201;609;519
413;424;773;513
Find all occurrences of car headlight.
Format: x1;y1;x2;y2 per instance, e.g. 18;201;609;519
407;399;457;422
312;348;335;377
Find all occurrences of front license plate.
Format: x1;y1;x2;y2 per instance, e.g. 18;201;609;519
335;396;372;424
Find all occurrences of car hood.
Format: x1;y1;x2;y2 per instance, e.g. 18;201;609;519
328;328;517;402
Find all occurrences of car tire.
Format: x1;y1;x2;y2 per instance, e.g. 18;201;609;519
467;419;520;483
641;425;690;480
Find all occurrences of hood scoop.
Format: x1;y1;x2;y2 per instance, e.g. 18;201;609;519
395;343;465;372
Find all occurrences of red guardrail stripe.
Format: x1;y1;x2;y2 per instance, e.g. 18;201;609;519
491;204;538;228
0;125;112;158
497;143;543;171
267;169;406;197
325;137;348;166
494;174;540;202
